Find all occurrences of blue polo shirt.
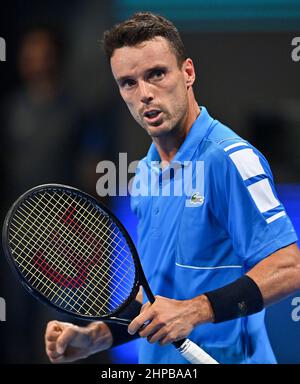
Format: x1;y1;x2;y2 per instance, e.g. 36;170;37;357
130;106;297;364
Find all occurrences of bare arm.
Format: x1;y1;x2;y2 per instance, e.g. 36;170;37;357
246;243;300;306
45;321;113;363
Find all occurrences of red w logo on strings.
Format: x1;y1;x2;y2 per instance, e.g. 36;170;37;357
33;206;103;289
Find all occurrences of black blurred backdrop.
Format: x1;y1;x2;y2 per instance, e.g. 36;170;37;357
0;0;299;364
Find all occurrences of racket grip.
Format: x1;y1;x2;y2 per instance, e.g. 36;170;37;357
174;338;219;364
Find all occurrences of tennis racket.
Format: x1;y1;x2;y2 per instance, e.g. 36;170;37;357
2;184;218;364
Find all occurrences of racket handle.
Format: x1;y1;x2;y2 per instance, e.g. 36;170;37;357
174;338;219;364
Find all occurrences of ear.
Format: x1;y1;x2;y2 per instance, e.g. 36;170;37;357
182;58;196;88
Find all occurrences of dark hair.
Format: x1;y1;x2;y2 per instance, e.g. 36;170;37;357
102;12;186;66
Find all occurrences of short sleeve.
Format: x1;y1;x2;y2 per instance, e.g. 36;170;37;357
210;141;298;268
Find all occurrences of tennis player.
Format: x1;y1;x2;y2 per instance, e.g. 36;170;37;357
45;12;300;364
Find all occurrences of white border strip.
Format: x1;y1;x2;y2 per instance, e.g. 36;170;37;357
175;262;242;270
266;211;286;224
224;142;249;152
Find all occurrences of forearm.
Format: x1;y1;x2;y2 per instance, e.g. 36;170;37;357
86;322;113;353
247;243;300;306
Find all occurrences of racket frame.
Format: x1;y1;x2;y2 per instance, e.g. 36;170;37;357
2;183;154;324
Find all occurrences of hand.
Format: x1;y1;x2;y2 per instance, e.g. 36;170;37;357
45;321;113;363
127;295;213;346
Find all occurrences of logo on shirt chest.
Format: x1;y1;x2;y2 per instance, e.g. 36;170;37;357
186;192;205;207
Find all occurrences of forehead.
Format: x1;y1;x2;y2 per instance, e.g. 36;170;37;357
110;37;178;78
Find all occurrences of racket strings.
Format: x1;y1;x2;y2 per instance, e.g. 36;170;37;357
11;198;134;316
11;192;127;276
30;194;134;295
12;198;133;292
12;194;129;286
8;189;137;316
12;194;132;314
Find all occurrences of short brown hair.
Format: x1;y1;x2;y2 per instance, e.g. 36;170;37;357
102;12;186;66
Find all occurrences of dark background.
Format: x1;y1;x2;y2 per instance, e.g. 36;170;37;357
0;0;299;364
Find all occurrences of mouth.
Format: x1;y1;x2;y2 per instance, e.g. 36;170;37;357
143;109;162;124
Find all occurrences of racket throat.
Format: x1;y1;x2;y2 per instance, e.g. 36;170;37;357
107;317;131;326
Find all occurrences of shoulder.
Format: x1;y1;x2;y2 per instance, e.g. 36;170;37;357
204;120;249;156
200;120;273;181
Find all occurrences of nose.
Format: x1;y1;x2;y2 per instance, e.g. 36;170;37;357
139;81;153;105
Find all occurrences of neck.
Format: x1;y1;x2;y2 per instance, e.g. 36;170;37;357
153;93;200;163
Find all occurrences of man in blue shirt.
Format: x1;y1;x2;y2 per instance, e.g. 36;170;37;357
45;12;300;364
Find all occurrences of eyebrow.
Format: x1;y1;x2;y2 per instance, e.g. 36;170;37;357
116;65;168;84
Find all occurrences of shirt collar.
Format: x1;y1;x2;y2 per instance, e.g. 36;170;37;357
146;106;214;168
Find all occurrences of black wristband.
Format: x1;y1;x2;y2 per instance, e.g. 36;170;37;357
106;300;142;348
205;275;264;323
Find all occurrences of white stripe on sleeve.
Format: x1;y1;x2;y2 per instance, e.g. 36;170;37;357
229;148;265;181
224;142;249;152
266;211;286;224
247;178;280;213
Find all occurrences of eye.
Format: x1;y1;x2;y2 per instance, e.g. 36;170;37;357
149;69;165;81
121;79;136;89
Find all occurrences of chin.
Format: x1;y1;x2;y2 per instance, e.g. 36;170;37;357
146;123;173;137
